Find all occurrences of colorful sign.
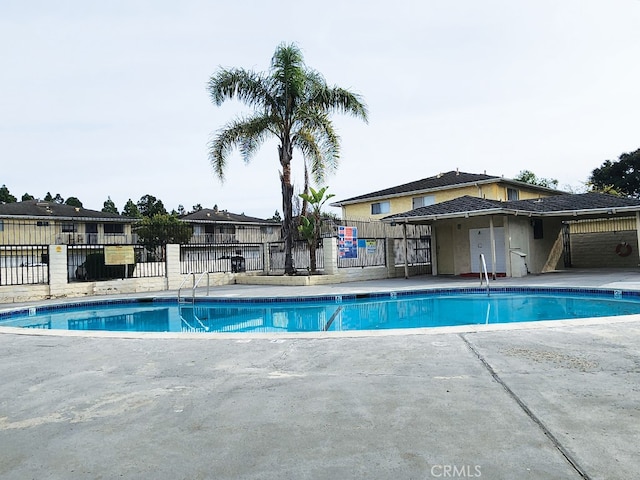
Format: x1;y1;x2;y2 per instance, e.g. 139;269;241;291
365;239;377;254
338;226;358;259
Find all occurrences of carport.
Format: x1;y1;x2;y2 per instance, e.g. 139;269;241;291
384;192;640;278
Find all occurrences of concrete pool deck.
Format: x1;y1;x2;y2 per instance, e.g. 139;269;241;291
1;270;639;479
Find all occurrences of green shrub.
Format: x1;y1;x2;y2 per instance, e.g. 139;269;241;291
81;252;134;280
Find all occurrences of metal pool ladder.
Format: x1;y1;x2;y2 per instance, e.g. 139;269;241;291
178;271;211;304
479;254;490;296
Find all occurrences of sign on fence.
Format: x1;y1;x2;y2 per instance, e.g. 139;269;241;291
104;246;135;265
338;226;358;259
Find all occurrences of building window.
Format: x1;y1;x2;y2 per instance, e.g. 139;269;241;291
61;223;77;233
37;221;50;227
507;188;519;201
104;223;125;234
533;219;543;239
412;195;435;209
371;201;390;215
0;220;3;232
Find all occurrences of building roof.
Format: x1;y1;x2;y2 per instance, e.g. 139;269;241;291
383;193;640;223
0;200;133;222
331;170;563;206
180;208;277;225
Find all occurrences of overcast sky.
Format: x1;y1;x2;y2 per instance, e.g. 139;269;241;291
2;0;640;218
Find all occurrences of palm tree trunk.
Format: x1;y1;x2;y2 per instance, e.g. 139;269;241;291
279;143;296;275
301;161;309;218
309;239;317;273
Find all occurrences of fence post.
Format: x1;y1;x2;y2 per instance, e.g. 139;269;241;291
165;244;181;290
322;237;338;275
48;244;69;297
385;238;396;278
263;241;270;273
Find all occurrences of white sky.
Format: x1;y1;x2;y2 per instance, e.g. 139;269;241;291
2;0;640;218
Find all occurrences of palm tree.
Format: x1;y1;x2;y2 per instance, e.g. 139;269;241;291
207;42;368;274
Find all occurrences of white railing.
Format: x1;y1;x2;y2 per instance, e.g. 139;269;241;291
479;254;490;296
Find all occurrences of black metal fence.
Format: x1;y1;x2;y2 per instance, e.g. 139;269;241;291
67;245;166;282
180;243;265;274
1;217;431;286
0;245;49;286
267;241;324;273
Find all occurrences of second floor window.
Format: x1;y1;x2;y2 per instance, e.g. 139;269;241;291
412;196;435;209
104;223;125;234
371;201;390;215
61;223;77;233
507;188;519;201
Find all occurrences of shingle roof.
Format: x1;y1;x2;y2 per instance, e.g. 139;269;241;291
384;193;640;222
0;200;132;221
332;171;501;205
506;192;640;212
180;209;277;224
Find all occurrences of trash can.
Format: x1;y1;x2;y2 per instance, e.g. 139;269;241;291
231;255;245;273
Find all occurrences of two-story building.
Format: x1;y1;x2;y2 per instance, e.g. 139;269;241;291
331;170;564;221
0;200;138;284
0;200;136;247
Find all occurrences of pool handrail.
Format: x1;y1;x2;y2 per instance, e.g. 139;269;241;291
177;271;194;303
479;254;490;296
193;271;210;302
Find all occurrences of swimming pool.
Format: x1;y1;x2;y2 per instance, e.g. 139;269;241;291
2;287;640;333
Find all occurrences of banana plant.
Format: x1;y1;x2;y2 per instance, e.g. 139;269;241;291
298;186;335;273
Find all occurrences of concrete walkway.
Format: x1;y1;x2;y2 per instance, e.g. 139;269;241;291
1;271;640;479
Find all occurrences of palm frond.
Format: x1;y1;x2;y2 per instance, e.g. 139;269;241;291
293;123;340;185
309;85;369;122
208;114;272;180
208;68;278;113
270;43;307;119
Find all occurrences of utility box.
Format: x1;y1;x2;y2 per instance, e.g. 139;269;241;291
231;255;245;273
510;250;528;278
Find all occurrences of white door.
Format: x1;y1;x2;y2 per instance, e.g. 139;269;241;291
469;227;506;273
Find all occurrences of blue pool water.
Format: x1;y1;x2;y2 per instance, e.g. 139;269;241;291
2;288;640;333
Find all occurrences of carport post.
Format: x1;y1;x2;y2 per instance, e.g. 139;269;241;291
489;216;497;280
403;222;409;279
636;212;640;267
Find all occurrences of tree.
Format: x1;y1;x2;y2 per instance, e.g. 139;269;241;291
64;197;83;208
21;193;34;201
192;204;203;212
134;214;193;260
270;210;282;222
0;185;17;204
122;199;141;218
207;42;367;274
298;186;335;273
137;194;167;218
102;197;119;214
589;148;640;197
514;170;558;189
